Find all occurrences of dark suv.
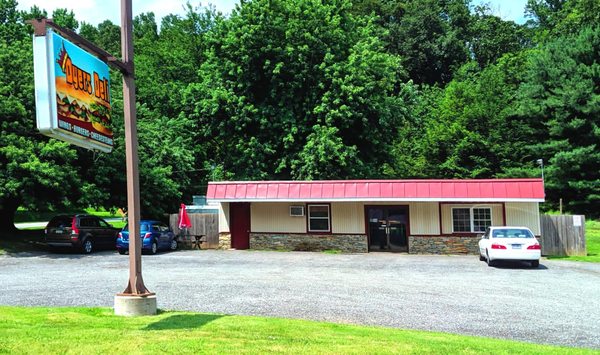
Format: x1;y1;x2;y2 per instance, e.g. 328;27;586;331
45;214;119;253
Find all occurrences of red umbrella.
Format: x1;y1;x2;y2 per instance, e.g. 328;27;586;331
178;203;192;230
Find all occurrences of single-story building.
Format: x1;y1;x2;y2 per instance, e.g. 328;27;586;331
206;179;544;254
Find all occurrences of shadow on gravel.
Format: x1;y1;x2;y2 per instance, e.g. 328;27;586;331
491;260;549;270
0;229;46;255
143;313;224;331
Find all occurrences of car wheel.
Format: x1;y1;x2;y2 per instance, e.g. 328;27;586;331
82;238;93;254
150;241;158;255
118;249;127;255
486;251;494;267
169;239;178;251
479;252;486;261
531;260;539;268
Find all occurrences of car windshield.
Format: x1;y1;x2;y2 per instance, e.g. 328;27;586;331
123;224;150;232
492;229;534;238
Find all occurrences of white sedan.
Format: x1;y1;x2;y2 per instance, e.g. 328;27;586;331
478;226;541;268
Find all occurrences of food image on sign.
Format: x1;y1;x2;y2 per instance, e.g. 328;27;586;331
53;35;113;146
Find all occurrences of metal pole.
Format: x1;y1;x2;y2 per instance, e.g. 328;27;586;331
119;0;151;296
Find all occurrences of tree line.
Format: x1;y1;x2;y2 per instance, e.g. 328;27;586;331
0;0;598;230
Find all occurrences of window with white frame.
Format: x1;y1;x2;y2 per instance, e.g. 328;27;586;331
452;207;492;233
307;204;330;232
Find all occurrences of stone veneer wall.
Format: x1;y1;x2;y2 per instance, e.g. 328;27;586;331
250;233;368;253
409;235;479;254
218;233;231;249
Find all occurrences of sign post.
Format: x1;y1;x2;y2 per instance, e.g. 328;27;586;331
117;0;152;298
30;0;156;316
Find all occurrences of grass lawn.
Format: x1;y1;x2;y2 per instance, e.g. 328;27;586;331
14;207;120;223
0;307;595;354
548;220;600;263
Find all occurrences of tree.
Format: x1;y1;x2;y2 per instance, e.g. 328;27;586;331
355;0;471;85
396;50;533;179
516;27;600;216
526;0;600;39
51;8;78;31
470;5;532;68
184;0;405;180
0;2;82;231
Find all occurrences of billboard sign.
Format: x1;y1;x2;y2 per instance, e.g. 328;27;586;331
33;29;113;152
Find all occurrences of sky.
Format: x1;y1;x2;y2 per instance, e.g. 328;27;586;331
17;0;529;27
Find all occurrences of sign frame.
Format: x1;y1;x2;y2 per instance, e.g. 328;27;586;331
33;28;113;152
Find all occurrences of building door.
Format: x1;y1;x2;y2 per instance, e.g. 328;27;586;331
367;206;409;252
230;202;251;249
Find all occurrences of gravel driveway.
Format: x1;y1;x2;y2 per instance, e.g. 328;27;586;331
0;250;599;349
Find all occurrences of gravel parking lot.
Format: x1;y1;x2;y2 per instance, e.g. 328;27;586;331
0;250;599;349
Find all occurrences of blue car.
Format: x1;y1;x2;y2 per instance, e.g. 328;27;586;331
116;220;178;255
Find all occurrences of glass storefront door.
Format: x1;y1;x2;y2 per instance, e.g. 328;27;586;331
367;206;409;252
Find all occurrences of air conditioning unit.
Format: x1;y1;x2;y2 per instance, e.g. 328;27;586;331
289;205;305;217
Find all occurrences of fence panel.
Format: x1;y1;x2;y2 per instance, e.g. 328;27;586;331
539;215;586;256
170;213;219;249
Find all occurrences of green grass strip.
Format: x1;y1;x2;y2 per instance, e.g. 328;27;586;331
0;307;596;354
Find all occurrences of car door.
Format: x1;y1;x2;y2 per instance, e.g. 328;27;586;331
157;223;172;248
161;224;175;247
86;217;106;248
97;218;117;248
150;224;163;248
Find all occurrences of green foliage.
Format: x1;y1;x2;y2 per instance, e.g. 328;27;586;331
526;0;600;38
185;0;404;180
470;5;532;68
0;2;84;229
0;0;599;222
516;27;600;216
354;0;471;85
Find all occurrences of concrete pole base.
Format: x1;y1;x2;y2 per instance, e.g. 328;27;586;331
114;294;157;316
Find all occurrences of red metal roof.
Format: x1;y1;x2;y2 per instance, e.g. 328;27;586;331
206;179;545;202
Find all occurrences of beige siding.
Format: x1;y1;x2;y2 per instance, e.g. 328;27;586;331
505;202;541;235
251;203;306;233
441;203;503;234
332;203;365;234
218;202;230;233
408;202;440;235
492;205;503;227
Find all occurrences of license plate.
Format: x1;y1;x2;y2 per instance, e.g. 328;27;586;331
512;244;522;249
54;230;63;234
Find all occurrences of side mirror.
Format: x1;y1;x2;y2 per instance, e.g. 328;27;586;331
477;234;484;239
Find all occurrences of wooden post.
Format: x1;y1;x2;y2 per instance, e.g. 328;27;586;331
559;198;563;214
119;0;151;296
